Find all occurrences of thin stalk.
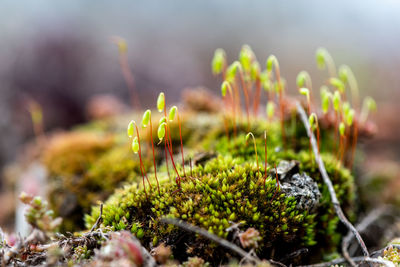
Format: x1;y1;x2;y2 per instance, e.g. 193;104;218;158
149;118;160;194
164;139;171;181
224;82;236;137
238;68;251;130
348;119;358;169
263;131;268;188
232;82;242;118
275;68;286;149
177;114;186;177
253;78;262;116
133;122;151;199
112;37;141;109
164;107;182;188
246;132;260;178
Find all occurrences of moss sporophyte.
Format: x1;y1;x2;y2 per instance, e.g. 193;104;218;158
73;46;379;263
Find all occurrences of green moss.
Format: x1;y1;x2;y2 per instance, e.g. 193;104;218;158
43;131;150;231
85;117;355;264
41;111;222;232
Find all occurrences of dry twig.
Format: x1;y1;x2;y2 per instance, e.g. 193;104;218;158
296;102;369;265
342;205;391;264
90;203;103;232
160;217;260;264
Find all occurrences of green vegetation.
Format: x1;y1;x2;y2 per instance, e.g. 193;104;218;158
33;45;383;265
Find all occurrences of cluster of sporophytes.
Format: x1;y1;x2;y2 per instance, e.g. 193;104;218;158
82;46;380;264
39;105;218;231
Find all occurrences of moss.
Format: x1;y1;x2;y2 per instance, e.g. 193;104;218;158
42;131;150;231
383;238;400;265
85;117;355;264
41;110;222;232
42;131;114;176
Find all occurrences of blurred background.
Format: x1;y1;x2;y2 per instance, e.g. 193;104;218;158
1;0;400;196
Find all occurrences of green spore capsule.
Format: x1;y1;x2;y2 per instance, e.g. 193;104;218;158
333;91;341;111
266;55;278;73
168;106;178;121
329;77;345;93
212;48;225;75
346;109;355;126
158;122;167;142
296;71;310;88
132;137;139;154
127;120;135;138
221;81;228;97
142;109;151;128
157;92;165;112
339;122;346;136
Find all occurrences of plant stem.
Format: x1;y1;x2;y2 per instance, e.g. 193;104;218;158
149;118;160;194
164;139;171;181
263;131;268;188
232;82;242;119
348;118;358;169
226;82;237;137
246;133;260;178
238;68;251;130
133;122;151;199
253;77;262;116
164;107;182;188
116;44;141;110
177;114;186;177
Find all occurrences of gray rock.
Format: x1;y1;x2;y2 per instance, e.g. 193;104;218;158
269;160;300;181
280;173;321;212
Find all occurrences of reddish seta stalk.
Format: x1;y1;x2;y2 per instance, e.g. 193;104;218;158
335;134;346;179
133;123;151;199
253;77;262;116
149;118;160;194
114;40;141;110
164;138;171;180
263;131;268;188
177;114;186;177
348;119;358;169
163;107;182;189
238;69;251;130
334;111;339;157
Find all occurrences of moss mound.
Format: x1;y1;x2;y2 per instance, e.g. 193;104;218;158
84;116;355;264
